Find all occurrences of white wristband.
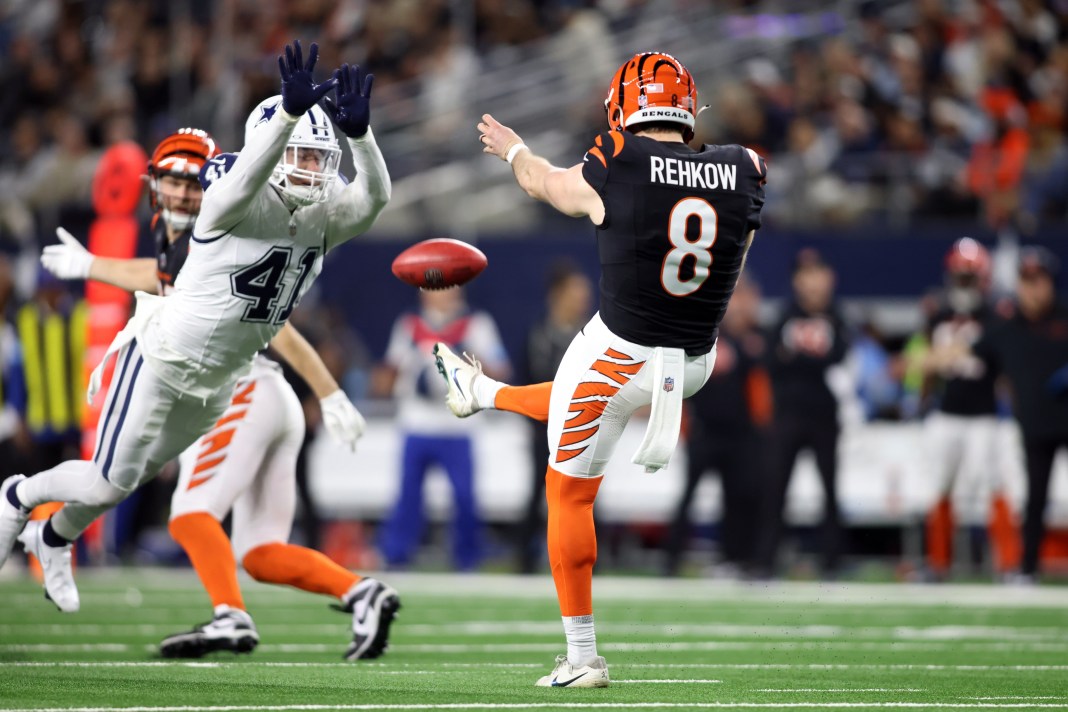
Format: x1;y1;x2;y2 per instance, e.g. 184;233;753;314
506;143;529;164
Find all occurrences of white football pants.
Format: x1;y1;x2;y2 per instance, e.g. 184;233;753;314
170;360;305;559
547;312;715;478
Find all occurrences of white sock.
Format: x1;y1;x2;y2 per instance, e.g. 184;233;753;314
562;614;597;665
16;460;123;509
472;374;504;409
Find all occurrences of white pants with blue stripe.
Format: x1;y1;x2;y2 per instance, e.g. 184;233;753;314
92;339;233;491
17;339;232;541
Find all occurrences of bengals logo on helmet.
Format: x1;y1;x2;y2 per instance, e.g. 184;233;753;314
148;128;220;181
604;52;699;141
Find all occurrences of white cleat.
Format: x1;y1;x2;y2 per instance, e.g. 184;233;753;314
159;606;259;658
535;654;610;688
433;342;483;418
18;520;79;612
0;475;29;570
340;577;401;661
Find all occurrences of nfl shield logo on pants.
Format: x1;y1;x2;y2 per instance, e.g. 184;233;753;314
663;377;674;392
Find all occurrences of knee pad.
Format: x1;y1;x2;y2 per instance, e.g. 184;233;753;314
83;473;130;507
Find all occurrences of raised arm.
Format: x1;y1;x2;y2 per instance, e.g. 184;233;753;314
323;64;391;250
477;114;603;223
197;40;337;237
42;227;158;293
269;320;366;451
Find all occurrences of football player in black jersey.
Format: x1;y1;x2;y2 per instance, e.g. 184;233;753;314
916;238;1020;580
434;51;766;688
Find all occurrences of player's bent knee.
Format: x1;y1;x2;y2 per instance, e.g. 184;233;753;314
84;474;130;507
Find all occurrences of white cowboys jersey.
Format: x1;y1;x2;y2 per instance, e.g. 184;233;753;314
141;109;390;396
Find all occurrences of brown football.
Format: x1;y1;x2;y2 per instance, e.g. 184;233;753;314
391;238;488;290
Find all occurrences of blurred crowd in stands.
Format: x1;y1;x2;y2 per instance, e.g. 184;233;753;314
3;0;1068;256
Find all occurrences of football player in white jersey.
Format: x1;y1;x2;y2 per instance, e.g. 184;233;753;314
0;40;396;655
40;126;395;660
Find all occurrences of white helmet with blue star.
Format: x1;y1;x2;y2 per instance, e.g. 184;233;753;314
244;95;341;206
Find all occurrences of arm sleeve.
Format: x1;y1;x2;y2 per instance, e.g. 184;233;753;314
580;132;616;192
325;127;392;251
743;146;768;232
196;108;300;237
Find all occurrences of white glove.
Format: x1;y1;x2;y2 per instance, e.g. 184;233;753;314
41;227;94;280
320;390;366;452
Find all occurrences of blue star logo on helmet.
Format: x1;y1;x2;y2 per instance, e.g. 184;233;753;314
257;102;279;126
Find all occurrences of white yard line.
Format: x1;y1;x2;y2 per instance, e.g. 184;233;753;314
9;569;1068;608
0;661;1066;673
755;690;925;693
2;622;1062;642
4;640;1068;654
3;703;1068;710
612;680;723;684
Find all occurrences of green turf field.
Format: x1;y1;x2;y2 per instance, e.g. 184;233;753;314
1;569;1067;710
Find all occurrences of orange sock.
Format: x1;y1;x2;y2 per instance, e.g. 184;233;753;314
169;512;245;610
926;497;954;574
242;542;360;599
545;465;602;617
494;382;553;423
988;491;1021;573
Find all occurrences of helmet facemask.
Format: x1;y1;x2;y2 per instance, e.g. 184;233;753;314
245;98;342;208
151;172;203;232
273;143;341;206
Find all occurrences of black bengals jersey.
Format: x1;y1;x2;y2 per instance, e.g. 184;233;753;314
581;131;766;355
926;298;997;416
767;301;850;423
153;215;192;296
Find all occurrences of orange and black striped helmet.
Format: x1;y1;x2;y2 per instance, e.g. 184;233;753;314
148;128;219;182
604;52;698;141
147;128;220;227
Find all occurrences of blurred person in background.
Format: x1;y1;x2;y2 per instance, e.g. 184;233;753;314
516;260;593;574
662;274;771;579
12;268;86;476
0;255;26;479
914;238;1020;581
282;304;375;551
963;87;1029;230
375;287;510;572
755;248;850;579
965;247;1068;583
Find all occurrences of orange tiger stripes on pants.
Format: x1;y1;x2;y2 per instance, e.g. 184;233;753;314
546;314;715;478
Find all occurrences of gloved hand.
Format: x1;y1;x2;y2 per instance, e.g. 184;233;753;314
278;40;337;116
320;390;366;452
42;227;94;280
323;63;374;138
